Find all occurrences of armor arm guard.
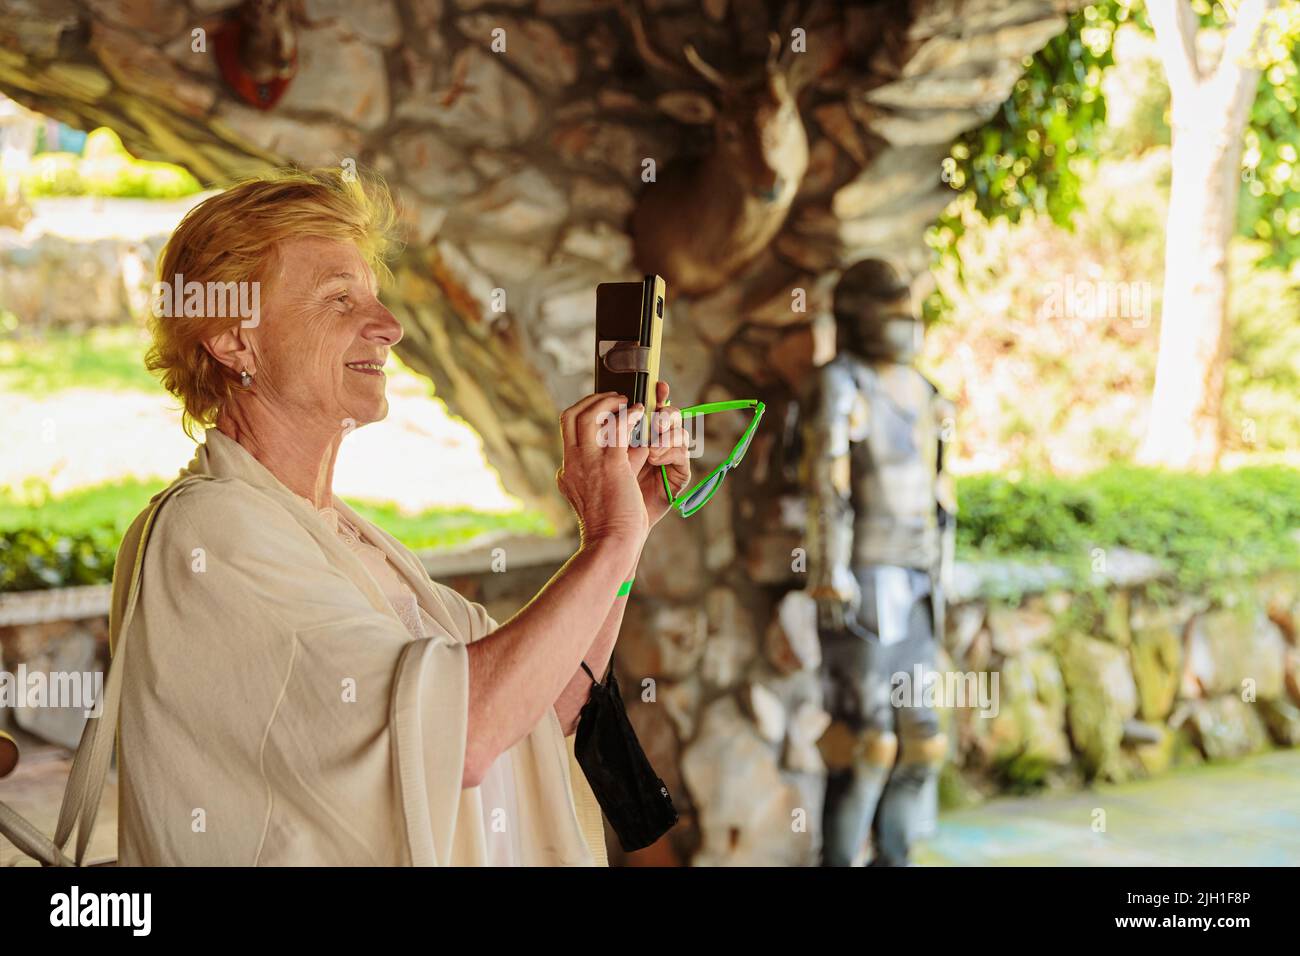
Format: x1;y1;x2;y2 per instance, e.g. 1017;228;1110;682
931;387;957;637
933;390;958;524
802;362;860;601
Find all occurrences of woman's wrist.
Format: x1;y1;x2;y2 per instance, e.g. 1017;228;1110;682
580;529;644;570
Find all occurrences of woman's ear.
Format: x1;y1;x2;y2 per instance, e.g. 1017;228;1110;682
203;326;255;376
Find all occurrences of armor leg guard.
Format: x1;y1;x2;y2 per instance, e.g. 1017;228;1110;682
871;595;942;867
872;731;946;867
821;725;896;866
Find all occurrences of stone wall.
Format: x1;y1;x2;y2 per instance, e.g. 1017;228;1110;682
0;224;168;329
8;551;1297;865
940;568;1300;798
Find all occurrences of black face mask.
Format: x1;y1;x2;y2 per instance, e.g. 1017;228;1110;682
573;661;679;853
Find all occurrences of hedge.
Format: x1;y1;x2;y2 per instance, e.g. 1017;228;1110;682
2;466;1298;593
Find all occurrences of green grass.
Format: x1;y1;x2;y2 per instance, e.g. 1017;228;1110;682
0;326;158;394
0;478;162;537
0;479;553;591
349;500;552;551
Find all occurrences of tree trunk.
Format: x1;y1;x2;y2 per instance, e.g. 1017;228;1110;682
1140;0;1273;470
1139;103;1242;469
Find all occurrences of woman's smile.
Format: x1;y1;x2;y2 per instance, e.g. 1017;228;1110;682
344;360;386;376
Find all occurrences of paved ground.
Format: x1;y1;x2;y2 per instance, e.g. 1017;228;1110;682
0;733;116;866
4;739;1297;866
915;749;1300;866
0;362;519;512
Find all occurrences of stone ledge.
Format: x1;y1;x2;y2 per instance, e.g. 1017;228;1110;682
950;547;1172;604
0;537;577;628
418;532;577;579
0;585;111;627
0;546;1183;625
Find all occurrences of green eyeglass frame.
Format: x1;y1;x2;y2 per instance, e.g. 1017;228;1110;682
659;399;765;517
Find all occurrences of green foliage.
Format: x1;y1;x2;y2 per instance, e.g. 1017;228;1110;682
0;479;553;592
925;2;1124;318
20;127;202;200
956;465;1300;595
1097;24;1170;157
928;0;1300;325
0;527;119;590
1223;240;1300;453
920;150;1167;474
1238;10;1300;268
951;3;1120;227
992;750;1056;794
0;479;153;590
922;126;1300;473
20;153;84;196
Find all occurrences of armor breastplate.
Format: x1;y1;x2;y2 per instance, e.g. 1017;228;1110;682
845;360;940;569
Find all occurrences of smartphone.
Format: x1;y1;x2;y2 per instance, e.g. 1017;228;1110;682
595;275;666;431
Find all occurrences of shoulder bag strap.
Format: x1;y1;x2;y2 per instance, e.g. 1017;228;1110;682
0;475;212;866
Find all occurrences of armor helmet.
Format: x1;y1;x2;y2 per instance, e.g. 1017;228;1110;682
832;258;922;363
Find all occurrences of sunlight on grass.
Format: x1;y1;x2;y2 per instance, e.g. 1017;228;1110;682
0;477;162;535
0;478;552;549
0;326;157;394
0;477;554;591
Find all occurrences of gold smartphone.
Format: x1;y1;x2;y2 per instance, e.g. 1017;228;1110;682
595;274;666;421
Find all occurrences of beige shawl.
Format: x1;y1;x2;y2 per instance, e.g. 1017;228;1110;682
0;427;607;866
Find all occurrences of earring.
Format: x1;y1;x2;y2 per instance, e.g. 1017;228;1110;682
239;369;253;388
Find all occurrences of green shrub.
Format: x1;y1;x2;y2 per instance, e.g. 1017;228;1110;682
4;467;1297;594
20;153;85;196
0;527;119;591
21;127;202;200
956;464;1300;593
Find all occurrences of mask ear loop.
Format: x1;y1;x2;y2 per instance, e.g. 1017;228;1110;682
580;659;613;686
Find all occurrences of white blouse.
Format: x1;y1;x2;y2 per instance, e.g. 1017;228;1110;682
311;501;523;867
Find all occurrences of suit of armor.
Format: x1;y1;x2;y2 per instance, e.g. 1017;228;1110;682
802;259;956;867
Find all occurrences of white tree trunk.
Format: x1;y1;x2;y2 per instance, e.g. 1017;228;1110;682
1139;102;1241;469
1139;0;1274;470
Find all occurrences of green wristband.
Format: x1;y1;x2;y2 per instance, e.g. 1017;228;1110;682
617;578;634;597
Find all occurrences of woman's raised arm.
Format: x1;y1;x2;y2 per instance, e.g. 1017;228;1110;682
460;392;649;788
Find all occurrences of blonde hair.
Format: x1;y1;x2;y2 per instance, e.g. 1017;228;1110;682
145;167;399;437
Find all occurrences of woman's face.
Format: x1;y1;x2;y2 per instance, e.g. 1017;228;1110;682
249;236;403;432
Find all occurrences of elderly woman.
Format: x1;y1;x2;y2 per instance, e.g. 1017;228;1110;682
5;169;690;867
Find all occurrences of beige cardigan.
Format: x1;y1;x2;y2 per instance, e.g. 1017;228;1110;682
0;427;607;866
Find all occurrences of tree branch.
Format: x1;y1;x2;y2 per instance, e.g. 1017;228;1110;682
1210;0;1277;105
1149;0;1203;97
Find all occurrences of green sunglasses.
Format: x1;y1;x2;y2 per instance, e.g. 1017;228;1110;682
658;399;765;517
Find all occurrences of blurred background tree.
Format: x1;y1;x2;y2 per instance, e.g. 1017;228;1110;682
927;0;1300;474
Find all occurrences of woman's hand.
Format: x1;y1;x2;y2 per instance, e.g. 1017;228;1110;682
557;391;650;551
639;380;691;528
555;382;693;551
